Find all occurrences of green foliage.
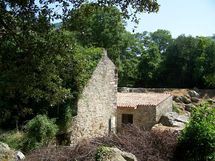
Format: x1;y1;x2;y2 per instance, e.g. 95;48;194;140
64;3;126;65
95;146;112;161
23;115;58;152
163;35;215;88
175;103;215;161
0;130;24;150
138;43;161;87
203;41;215;87
0;0;160;145
64;4;125;49
172;102;183;114
72;47;102;92
118;32;140;87
150;29;172;53
1;0;215;147
0;29;75;127
118;30;215;88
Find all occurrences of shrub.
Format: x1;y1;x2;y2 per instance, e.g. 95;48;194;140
95;146;112;161
175;103;215;161
0;130;24;150
23;115;58;152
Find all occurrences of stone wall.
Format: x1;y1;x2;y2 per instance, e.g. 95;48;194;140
69;51;117;145
118;87;174;93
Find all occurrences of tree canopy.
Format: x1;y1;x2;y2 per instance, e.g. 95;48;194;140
64;4;125;49
117;31;215;88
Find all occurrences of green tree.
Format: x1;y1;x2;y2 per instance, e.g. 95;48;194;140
64;4;125;49
163;35;198;87
203;41;215;87
63;3;127;64
0;29;75;127
24;115;58;151
163;35;215;88
118;32;141;87
150;29;172;53
128;31;165;87
137;43;161;87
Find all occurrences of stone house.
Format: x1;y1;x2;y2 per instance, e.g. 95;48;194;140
69;51;172;145
117;92;172;130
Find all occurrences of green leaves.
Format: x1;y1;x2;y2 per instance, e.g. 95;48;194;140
24;115;58;151
64;4;125;49
138;42;161;86
163;35;215;88
72;46;102;92
176;103;215;161
1;30;72;106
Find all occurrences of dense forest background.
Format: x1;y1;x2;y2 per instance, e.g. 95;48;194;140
118;30;215;88
0;0;214;131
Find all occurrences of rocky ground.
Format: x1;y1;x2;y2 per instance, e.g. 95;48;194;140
153;88;215;132
0;142;25;161
171;89;215;112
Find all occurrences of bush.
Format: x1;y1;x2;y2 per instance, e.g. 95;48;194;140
175;103;215;161
23;115;58;152
95;146;112;161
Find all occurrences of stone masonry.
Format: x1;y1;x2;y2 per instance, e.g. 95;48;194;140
69;50;117;145
117;93;172;130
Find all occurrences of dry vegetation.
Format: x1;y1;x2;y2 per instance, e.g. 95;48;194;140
25;126;178;161
170;89;215;99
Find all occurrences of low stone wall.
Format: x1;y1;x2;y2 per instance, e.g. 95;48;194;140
118;87;175;93
69;51;117;145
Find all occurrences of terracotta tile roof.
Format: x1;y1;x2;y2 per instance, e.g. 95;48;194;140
117;92;171;109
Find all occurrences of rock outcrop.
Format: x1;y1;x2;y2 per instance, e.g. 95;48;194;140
172;89;203;113
188;90;200;98
0;142;25;161
97;147;137;161
159;112;189;127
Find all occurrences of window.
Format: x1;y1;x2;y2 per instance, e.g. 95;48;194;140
122;114;133;124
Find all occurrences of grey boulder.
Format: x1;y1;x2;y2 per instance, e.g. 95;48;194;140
185;104;196;112
181;96;191;104
98;147;137;161
0;142;25;161
188;90;200;98
159;112;189;127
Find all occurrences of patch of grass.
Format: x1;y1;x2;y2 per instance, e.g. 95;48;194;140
0;130;25;150
172;102;184;114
